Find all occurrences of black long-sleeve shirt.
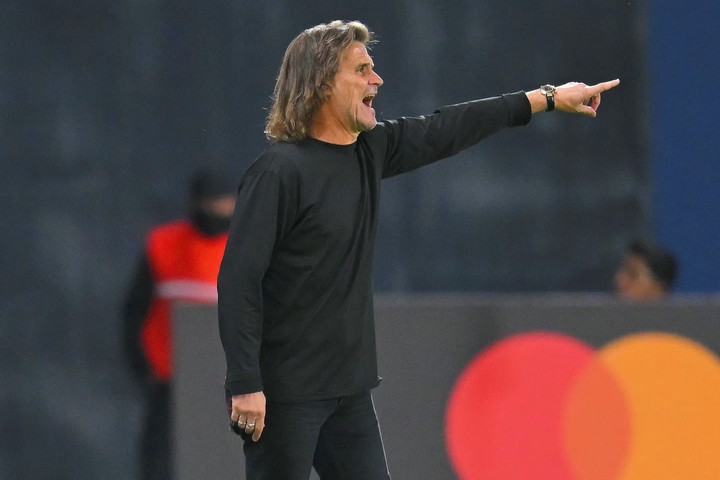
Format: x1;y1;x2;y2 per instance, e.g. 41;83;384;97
218;92;532;401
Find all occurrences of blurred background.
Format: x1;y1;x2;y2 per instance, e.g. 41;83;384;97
1;0;717;479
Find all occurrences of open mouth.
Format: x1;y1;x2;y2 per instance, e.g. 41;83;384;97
362;94;376;108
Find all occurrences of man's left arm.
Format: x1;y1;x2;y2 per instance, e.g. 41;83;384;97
377;78;620;178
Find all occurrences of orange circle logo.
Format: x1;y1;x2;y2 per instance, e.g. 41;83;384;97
445;331;720;480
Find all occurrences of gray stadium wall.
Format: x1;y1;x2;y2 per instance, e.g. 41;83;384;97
174;295;720;480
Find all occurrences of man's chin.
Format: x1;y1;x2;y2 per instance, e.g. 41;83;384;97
358;119;377;132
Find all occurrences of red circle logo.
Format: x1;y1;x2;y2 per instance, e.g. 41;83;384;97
445;331;720;480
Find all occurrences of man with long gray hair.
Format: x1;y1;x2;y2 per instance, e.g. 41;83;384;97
218;19;619;479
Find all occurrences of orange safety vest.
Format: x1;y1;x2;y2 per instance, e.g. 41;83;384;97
141;220;228;381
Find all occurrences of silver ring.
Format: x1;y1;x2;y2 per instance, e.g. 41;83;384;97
246;423;255;429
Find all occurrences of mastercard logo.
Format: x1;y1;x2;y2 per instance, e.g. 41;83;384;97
445;331;720;480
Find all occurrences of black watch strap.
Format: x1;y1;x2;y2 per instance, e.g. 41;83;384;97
545;93;555;112
540;84;556;112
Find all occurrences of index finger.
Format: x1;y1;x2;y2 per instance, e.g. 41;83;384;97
588;78;620;95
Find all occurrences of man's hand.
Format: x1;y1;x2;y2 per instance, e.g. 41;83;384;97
527;79;620;117
230;391;266;442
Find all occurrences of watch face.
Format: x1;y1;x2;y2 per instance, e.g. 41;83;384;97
541;85;555;95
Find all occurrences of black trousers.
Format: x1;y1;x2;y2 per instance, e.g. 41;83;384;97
140;382;171;480
229;391;391;480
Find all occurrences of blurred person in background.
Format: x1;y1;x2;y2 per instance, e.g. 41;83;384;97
218;19;620;480
614;240;678;301
123;167;236;480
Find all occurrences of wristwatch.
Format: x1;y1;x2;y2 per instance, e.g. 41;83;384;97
540;84;557;112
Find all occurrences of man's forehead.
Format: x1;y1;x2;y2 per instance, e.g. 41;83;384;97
343;42;372;63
